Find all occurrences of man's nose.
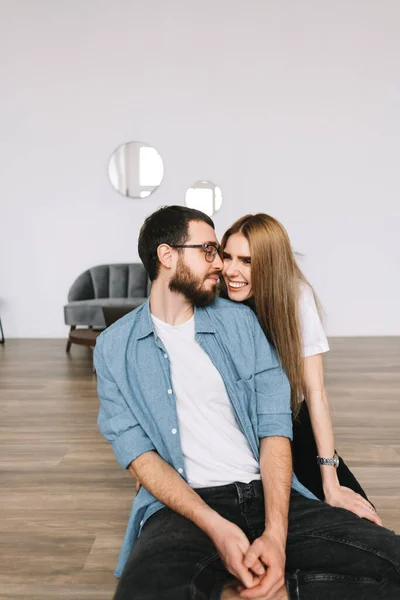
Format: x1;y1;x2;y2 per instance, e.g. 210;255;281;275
213;252;224;270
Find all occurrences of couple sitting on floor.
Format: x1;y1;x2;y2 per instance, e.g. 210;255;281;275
95;205;400;600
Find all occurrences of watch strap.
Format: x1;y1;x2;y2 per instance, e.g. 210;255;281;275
316;452;339;467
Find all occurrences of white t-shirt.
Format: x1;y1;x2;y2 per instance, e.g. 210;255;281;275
151;313;261;488
298;282;330;358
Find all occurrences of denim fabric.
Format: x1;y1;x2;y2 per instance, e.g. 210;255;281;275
114;482;400;600
94;298;317;576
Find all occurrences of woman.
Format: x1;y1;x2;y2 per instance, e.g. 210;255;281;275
220;213;381;524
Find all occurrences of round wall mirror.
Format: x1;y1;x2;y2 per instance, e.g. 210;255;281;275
185;181;223;217
108;141;164;199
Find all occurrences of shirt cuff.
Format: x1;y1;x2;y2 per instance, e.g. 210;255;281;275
112;427;156;469
258;413;293;441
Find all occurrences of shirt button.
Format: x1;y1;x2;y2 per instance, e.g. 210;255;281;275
167;389;173;394
164;353;168;359
178;468;183;474
171;428;177;435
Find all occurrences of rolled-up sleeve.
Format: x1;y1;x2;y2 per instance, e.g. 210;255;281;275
248;311;293;440
94;337;156;469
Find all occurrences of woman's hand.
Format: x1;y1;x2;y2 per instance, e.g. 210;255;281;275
324;485;383;526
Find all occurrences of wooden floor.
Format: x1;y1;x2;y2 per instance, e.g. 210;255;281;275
0;338;399;600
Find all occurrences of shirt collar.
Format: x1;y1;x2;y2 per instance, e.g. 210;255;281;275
136;298;217;339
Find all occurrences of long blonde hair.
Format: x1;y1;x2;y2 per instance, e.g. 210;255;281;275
221;213;319;419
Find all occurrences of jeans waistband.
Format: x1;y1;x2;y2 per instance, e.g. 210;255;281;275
193;480;263;503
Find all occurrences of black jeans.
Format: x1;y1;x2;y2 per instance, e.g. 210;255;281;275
114;482;400;599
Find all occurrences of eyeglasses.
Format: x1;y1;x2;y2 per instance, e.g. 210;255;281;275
170;243;221;263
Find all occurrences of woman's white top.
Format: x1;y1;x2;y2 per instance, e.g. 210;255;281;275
298;282;330;357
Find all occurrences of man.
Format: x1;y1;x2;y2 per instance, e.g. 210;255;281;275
95;206;400;600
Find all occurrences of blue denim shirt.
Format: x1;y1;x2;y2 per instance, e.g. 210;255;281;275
94;298;317;576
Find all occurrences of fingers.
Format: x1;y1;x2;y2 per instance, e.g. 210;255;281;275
353;501;383;526
221;580;243;600
360;500;383;525
239;566;285;600
356;495;375;512
239;584;287;600
362;508;383;526
243;543;265;577
271;585;289;600
337;491;383;527
244;539;263;569
240;545;265;581
354;495;383;525
239;578;285;599
230;548;260;590
250;559;266;577
244;539;266;577
270;584;289;600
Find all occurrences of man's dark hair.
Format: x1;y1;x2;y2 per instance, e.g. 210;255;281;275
138;205;215;281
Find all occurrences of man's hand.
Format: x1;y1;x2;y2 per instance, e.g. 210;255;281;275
237;532;286;599
209;518;265;590
222;580;288;600
324;485;383;526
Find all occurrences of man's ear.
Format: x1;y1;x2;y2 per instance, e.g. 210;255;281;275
157;244;174;270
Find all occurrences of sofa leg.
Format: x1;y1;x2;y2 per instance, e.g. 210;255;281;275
66;326;76;353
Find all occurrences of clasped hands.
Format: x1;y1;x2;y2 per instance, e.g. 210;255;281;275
210;518;287;600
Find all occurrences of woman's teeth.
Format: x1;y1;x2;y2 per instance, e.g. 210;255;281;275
228;282;247;289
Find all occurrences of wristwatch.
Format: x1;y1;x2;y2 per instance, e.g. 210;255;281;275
316;452;339;468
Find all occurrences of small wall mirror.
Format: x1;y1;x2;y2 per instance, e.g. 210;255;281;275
108;141;164;199
185;181;223;217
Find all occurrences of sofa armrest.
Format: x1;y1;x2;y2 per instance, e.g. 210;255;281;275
68;270;94;302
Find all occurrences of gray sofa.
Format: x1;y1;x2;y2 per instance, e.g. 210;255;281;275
64;263;149;331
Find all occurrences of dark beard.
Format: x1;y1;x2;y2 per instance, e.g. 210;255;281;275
169;260;218;308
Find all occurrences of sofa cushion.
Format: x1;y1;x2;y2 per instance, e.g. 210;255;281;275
68;264;149;303
90;264;148;299
64;297;147;327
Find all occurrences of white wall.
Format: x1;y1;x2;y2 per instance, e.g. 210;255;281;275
1;0;399;338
